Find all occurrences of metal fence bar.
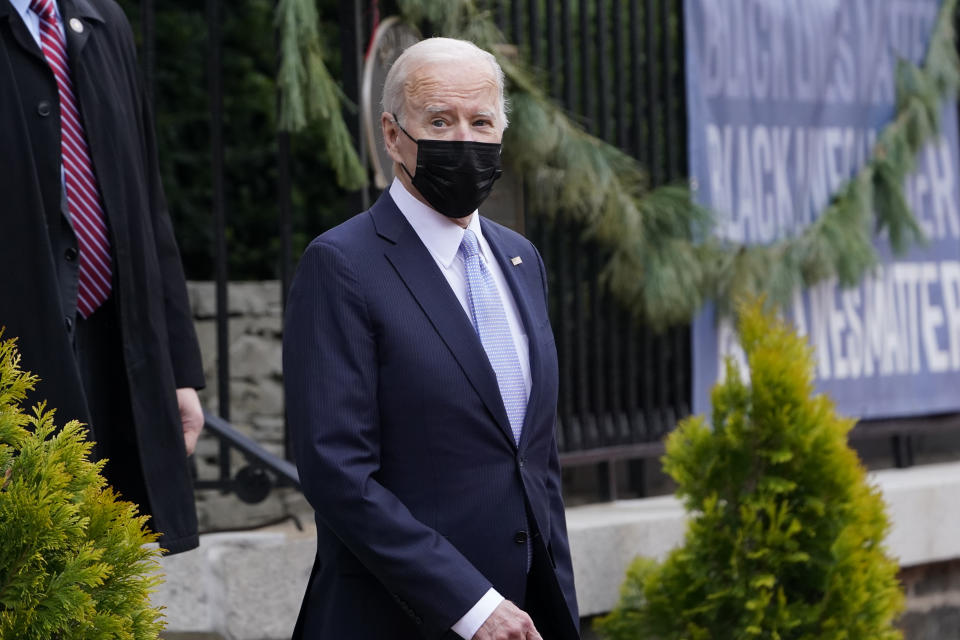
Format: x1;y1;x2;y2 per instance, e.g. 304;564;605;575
574;244;595;449
597;0;610;142
593;0;611;460
280;179;293;471
277;142;292;304
589;249;606;446
140;0;155;103
194;412;300;504
340;0;369;213
546;0;558;99
512;0;523;50
561;0;574;109
276;17;293;457
201;411;300;486
274;1;294;310
662;0;676;179
613;0;626;149
560;440;665;465
611;3;631;452
527;0;540;68
671;0;691;421
494;0;506;32
673;0;688;181
557;217;578;452
630;0;642;159
205;0;230;487
654;2;671;428
580;0;594;131
641;327;658;439
644;0;658;183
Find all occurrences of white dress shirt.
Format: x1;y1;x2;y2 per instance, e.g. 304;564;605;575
390;178;532;398
10;0;66;49
389;178;532;639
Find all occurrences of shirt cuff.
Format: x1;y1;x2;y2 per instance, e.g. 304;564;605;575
451;588;505;639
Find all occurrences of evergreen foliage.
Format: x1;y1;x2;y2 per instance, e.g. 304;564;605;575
117;0;356;280
275;0;367;189
594;300;904;639
0;334;164;640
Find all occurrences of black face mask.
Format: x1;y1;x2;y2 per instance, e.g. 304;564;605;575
394;115;503;219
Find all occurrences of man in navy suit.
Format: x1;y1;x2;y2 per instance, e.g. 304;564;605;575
284;37;579;640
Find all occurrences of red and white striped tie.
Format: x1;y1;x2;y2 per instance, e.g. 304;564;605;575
31;0;112;317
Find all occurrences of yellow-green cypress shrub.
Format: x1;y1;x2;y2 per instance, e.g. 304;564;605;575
0;334;164;639
596;300;904;639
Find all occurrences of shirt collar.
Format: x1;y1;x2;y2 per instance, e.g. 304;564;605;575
10;0;101;23
9;0;38;19
389;178;485;268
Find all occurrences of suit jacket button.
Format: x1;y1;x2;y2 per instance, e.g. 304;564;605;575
64;316;73;331
37;100;51;117
64;247;78;262
514;530;528;544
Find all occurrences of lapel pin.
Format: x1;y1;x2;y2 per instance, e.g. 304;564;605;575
69;18;84;33
511;256;522;266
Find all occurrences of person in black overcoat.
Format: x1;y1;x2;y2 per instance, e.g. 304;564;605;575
0;0;204;554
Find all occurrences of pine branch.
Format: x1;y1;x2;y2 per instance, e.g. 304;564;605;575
274;0;367;190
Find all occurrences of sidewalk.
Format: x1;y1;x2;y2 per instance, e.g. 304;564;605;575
156;462;960;639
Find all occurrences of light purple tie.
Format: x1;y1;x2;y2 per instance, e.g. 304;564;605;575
459;229;526;443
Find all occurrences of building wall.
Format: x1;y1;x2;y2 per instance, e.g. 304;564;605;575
900;560;960;640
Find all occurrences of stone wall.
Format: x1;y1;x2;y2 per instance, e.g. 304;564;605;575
155;462;960;639
900;560;960;640
187;281;311;531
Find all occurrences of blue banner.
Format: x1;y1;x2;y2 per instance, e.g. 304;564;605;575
686;0;960;418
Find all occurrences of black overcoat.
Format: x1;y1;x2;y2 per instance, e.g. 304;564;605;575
0;0;204;553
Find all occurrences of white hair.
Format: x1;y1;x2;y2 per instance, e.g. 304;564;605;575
381;37;509;128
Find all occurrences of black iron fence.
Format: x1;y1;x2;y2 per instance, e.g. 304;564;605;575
127;0;957;506
496;0;691;498
195;411;300;503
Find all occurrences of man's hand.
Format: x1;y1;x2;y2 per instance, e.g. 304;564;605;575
472;600;542;640
176;388;204;455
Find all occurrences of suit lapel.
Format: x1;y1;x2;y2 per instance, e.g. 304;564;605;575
371;192;517;448
481;218;546;451
60;0;104;61
0;1;46;62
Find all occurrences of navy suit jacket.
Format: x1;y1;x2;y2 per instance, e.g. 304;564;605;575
284;190;579;639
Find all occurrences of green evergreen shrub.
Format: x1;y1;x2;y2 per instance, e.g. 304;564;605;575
0;334;164;639
595;300;904;639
